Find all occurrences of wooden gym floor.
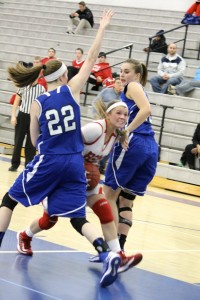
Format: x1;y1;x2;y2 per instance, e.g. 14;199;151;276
0;154;199;300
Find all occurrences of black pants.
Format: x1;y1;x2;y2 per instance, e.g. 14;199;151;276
181;143;197;169
88;76;103;90
11;111;36;168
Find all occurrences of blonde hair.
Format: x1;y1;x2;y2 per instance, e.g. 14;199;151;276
7;60;62;88
94;99;124;119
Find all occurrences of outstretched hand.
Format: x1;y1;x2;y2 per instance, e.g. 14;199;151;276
99;9;114;29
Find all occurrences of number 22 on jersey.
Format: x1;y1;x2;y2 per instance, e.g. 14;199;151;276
46;105;76;136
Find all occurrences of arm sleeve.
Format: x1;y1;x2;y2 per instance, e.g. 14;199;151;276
157;60;165;77
81;122;103;144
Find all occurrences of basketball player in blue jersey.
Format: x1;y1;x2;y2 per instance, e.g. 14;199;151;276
0;10;123;288
15;100;143;274
103;58;159;251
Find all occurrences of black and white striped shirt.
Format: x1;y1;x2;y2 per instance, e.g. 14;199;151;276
17;84;45;114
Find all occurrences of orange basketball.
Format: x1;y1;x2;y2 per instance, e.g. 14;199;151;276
84;161;100;190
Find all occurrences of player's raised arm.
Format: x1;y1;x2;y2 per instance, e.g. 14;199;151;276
68;10;114;101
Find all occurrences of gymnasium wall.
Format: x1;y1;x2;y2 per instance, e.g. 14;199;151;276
58;0;192;12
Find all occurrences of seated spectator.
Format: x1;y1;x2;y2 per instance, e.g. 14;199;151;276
41;48;57;64
149;43;186;94
66;1;94;35
92;77;123;174
143;30;168;55
168;80;200;96
168;65;200;95
72;47;85;69
67;47;85;80
92;77;123;109
181;0;200;25
89;52;113;91
180;123;200;170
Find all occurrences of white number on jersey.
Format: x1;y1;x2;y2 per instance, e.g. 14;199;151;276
46;105;76;136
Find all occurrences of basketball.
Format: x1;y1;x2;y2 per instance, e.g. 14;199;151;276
84;161;100;190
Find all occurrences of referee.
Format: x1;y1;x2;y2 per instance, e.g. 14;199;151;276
9;62;45;171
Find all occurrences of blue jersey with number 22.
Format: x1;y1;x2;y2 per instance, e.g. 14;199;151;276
35;85;83;154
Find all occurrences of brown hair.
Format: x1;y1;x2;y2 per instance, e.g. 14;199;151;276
94;100;122;119
79;1;86;6
124;58;148;86
7;60;62;88
34;56;42;61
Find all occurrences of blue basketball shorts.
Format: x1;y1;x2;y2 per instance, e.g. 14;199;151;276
104;133;158;196
9;153;87;218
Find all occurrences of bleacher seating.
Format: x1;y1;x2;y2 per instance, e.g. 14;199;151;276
0;0;200;194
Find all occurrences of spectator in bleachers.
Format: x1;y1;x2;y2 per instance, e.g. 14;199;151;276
143;30;168;55
181;0;200;25
67;47;85;80
168;79;200;96
149;43;186;94
41;48;57;64
89;52;113;91
72;47;85;69
66;1;94;35
8;63;45;172
168;65;200;96
180;123;200;170
92;77;123;112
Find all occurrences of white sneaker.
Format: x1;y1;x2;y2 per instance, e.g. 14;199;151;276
100;251;121;287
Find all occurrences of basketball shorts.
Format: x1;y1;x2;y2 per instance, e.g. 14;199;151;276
104;134;158;196
9;153;87;218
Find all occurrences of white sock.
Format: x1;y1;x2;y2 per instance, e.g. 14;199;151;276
107;239;121;253
25;228;34;237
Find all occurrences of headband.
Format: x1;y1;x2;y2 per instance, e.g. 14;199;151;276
106;102;128;113
44;63;67;82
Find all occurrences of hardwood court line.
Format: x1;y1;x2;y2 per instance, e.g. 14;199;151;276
147;190;200;207
0;278;63;300
133;219;200;239
133;218;200;233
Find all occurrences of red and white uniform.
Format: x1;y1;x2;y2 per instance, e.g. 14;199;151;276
82;119;117;163
82;119;118;195
72;59;85;69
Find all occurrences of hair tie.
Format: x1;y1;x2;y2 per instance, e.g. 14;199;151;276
42;65;47;70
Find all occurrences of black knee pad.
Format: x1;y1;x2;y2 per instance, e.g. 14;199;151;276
70;218;89;235
120;190;136;201
0;193;18;211
118;207;133;227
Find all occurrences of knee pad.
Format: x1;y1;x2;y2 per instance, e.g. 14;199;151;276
120;190;136;201
0;193;18;211
119;207;133;227
38;211;58;230
70;218;89;235
92;199;114;224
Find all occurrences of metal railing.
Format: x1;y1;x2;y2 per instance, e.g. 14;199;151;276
145;24;189;68
83;43;133;106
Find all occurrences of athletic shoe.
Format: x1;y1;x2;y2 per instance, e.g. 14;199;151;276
100;251;121;287
167;84;176;95
8;166;17;172
118;250;143;274
17;231;33;256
